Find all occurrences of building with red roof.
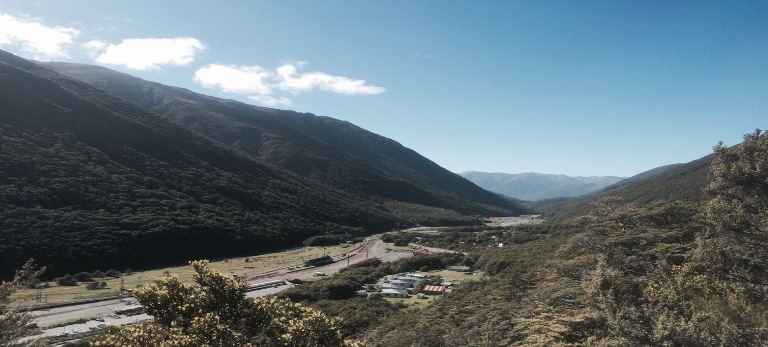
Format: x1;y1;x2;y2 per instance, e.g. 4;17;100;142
422;285;446;295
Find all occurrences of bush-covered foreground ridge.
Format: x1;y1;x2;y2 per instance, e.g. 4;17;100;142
361;130;768;346
90;261;358;347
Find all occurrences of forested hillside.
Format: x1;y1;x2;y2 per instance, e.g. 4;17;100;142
0;51;404;277
0;51;529;279
40;62;525;218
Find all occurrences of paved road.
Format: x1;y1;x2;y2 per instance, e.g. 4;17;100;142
23;311;153;341
23;219;537;342
245;237;411;298
23;237;411;341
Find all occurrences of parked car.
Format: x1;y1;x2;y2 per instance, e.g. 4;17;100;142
89;322;109;331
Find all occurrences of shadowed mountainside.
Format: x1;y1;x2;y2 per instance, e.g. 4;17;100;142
0;53;407;277
0;51;527;278
1;50;404;277
39;62;526;219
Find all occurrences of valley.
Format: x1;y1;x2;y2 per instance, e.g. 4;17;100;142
0;21;764;345
15;229;472;344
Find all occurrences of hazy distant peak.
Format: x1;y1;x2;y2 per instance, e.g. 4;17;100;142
460;171;627;201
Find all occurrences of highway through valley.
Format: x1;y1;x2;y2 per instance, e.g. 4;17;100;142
22;237;412;342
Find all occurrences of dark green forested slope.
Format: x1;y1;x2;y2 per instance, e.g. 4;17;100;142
0;50;405;278
39;62;526;218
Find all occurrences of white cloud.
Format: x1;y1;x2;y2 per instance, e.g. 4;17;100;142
92;37;205;70
248;94;292;107
276;62;386;95
0;12;79;59
194;64;272;95
193;62;385;107
81;39;108;58
82;39;108;51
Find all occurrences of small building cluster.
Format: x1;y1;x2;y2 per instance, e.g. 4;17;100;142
380;273;424;297
371;269;469;299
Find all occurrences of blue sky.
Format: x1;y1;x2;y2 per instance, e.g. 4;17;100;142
1;1;765;177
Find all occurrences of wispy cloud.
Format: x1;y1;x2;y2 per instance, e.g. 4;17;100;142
0;12;79;59
248;94;292;107
276;62;386;95
88;37;205;70
194;64;272;95
194;62;386;106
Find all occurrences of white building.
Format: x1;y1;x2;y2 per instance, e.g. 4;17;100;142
381;288;408;298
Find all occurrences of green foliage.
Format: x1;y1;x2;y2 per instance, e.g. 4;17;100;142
703;129;768;283
91;260;359;347
653;129;768;345
380;232;415;246
0;259;46;347
56;274;78;286
362;196;709;345
359;131;768;346
388;252;465;274
542;154;712;222
85;281;107;290
103;270;121;278
338;258;381;272
383;201;486;227
310;298;397;338
280;268;379;303
74;272;93;282
302;234;356;247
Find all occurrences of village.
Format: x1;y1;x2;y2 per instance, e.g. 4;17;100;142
370;264;472;300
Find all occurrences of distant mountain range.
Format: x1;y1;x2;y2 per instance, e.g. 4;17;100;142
0;50;525;277
529;155;712;220
459;171;626;201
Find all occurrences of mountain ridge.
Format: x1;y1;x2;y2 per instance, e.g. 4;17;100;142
2;49;413;276
40;61;524;217
459;171;626;201
0;50;523;277
529;155;712;219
